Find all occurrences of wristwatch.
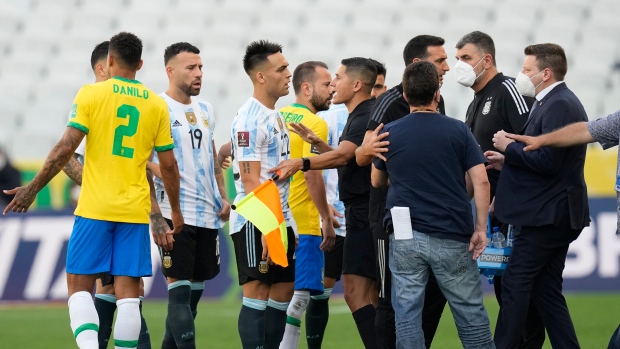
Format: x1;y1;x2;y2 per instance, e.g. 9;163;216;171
301;157;311;172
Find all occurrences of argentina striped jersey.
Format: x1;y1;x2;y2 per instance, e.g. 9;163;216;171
318;103;347;237
230;97;294;234
153;93;224;229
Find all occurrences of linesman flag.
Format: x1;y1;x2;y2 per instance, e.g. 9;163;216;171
231;171;288;267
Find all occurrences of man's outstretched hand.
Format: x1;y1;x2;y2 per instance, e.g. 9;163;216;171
289;122;321;145
3;186;36;214
505;133;542;151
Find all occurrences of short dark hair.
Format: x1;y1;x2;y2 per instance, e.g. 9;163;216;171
524;43;568;81
403;35;445;66
108;32;142;70
341;57;378;94
90;41;109;71
292;61;328;95
243;40;283;74
402;61;439;107
456;31;496;66
368;58;387;77
164;42;200;65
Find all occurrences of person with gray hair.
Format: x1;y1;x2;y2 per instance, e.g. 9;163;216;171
454;30;545;348
371;61;494;348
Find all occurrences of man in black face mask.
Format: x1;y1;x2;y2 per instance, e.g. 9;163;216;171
454;30;545;349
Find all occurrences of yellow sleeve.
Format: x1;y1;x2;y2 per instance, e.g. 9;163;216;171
154;100;174;152
67;85;92;134
302;117;328;158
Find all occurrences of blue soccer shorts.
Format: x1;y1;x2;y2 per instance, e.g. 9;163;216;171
295;234;324;295
66;216;152;277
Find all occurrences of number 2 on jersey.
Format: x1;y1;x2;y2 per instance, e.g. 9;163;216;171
113;104;140;158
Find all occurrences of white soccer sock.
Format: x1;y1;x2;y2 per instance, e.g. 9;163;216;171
68;291;99;349
279;290;311;349
114;298;141;349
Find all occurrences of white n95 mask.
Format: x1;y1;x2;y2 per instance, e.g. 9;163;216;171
514;71;544;97
454;58;485;87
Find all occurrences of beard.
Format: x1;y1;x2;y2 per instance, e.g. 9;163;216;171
310;93;330;112
180;82;200;96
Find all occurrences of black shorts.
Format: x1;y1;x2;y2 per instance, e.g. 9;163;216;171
160;219;220;281
97;272;114;287
232;222;296;286
343;202;376;280
324;235;345;281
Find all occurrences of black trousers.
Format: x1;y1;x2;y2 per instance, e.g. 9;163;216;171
494;224;582;349
371;214;446;349
493;276;546;348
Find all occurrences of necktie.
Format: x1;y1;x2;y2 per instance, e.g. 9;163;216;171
528;100;539;119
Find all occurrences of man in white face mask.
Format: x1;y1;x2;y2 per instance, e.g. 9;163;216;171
488;43;589;349
454;31;543;349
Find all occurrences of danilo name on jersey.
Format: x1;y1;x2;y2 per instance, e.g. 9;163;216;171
112;84;149;99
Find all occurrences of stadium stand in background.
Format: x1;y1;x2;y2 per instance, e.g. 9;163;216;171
1;0;619;160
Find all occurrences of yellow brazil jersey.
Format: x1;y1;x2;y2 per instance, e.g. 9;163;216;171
68;76;173;224
280;103;328;236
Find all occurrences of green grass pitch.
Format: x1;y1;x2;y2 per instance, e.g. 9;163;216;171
1;293;618;348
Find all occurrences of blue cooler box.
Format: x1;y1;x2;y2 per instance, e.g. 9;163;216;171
478;246;512;283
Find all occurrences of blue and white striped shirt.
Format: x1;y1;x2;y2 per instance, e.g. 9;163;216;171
230;97;294;234
153;93;224;229
318;103;348;237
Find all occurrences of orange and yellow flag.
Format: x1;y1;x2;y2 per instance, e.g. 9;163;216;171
231;173;288;267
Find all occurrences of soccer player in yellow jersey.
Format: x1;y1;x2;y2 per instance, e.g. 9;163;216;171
278;61;336;349
3;32;183;349
61;40;158;349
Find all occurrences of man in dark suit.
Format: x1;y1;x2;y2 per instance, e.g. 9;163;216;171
487;43;590;349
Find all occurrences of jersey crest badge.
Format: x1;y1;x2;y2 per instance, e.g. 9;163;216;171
185;111;197;126
277;117;285;131
197;109;210;128
259;261;269;273
482;101;492;115
70;104;77;118
163;254;172;268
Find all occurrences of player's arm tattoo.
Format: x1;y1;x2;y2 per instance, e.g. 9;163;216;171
146;152;162;214
147;154;170;239
26;128;84;197
62;153;83;186
149;212;169;236
212;142;228;200
242;162;251;174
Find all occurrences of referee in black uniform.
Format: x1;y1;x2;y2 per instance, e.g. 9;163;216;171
273;57;379;348
454;31;545;348
356;35;449;349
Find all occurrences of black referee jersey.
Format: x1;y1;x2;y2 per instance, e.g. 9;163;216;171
464;73;534;194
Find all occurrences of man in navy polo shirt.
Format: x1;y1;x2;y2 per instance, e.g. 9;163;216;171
371;61;493;349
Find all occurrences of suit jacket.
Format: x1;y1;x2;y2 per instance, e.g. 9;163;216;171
495;83;590;230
